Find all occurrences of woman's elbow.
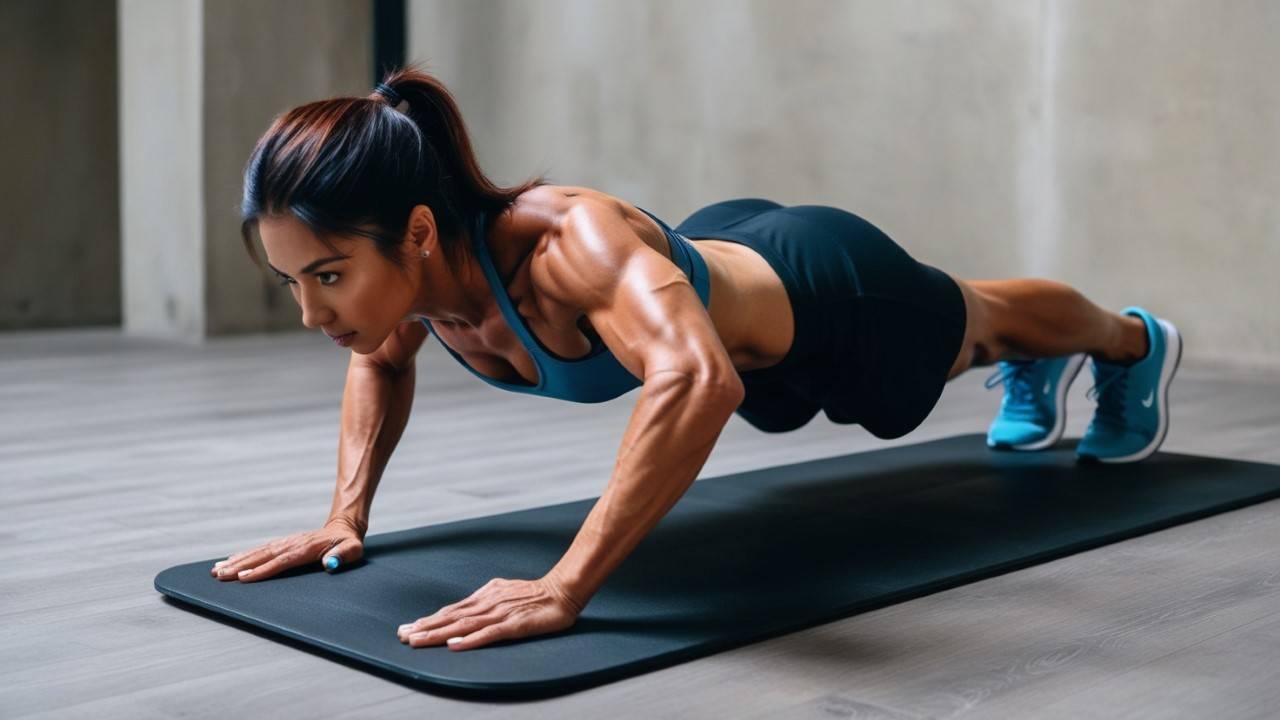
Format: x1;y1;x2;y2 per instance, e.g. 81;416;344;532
696;370;745;410
644;365;744;409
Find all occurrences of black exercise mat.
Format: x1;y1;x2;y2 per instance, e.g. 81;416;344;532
155;434;1280;699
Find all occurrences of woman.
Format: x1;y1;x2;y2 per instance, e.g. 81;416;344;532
212;65;1181;651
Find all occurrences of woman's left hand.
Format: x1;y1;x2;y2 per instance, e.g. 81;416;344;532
397;576;583;651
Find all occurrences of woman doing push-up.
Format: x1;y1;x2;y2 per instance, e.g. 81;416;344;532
213;65;1182;651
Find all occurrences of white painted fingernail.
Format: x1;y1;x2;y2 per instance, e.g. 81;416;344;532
447;637;463;645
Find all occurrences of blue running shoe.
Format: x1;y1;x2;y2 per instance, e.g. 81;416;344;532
1077;307;1182;463
985;353;1087;451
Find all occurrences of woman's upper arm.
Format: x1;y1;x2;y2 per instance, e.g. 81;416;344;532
360;319;429;372
539;201;743;394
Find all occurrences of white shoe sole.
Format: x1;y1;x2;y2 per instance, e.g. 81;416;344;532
988;353;1087;451
1083;318;1182;464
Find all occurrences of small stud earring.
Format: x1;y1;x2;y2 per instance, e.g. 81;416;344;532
420;250;431;258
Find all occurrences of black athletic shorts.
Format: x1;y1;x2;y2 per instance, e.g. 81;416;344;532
675;198;967;440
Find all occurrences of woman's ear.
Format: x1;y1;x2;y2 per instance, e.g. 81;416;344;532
402;204;438;258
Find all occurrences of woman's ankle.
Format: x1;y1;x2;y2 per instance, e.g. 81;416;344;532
1091;315;1149;366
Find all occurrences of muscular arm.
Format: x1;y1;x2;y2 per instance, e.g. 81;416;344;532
538;201;746;610
546;369;741;610
327;323;426;536
325;358;416;536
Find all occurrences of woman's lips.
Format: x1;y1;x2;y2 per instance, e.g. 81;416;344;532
330;332;356;347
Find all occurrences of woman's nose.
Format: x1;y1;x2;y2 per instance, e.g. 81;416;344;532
298;289;333;329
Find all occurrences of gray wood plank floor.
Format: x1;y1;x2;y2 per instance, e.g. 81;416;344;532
3;327;1279;720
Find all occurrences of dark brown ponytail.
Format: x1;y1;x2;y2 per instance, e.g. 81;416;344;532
240;61;548;274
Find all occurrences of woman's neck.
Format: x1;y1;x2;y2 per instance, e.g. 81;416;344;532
406;231;492;328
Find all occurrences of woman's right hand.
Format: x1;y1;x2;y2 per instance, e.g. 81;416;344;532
210;518;365;582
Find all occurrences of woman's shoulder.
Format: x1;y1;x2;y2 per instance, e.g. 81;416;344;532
508;183;618;220
482;185;601;290
496;184;649;255
501;184;674;303
508;184;667;249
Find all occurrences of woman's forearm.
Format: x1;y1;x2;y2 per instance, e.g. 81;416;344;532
326;357;417;536
545;369;743;610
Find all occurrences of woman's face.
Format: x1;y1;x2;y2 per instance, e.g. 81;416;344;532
258;215;421;355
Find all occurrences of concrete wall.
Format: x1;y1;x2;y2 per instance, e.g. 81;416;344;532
1046;1;1280;369
409;0;1280;370
0;0;120;330
6;1;1276;368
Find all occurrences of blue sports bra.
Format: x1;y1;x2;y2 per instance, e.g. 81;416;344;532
418;206;711;403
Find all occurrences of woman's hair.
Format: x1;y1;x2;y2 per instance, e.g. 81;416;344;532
239;62;548;275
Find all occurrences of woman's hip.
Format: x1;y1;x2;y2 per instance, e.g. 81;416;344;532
682;199;966;437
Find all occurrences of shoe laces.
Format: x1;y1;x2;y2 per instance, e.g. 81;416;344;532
1085;361;1128;427
984;361;1036;406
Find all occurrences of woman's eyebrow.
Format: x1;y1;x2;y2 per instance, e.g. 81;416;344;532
266;255;349;276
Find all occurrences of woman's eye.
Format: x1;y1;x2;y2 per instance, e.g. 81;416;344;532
275;273;338;286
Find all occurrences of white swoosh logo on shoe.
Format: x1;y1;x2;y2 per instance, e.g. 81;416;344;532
1043;381;1052;395
1141;390;1154;407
